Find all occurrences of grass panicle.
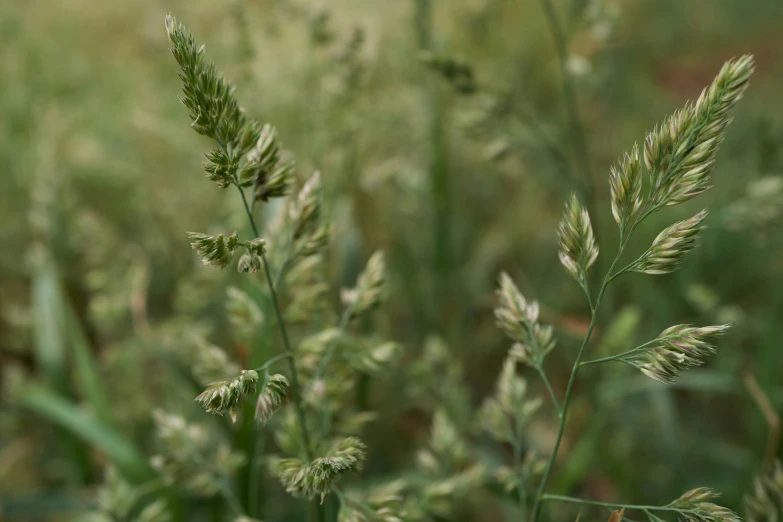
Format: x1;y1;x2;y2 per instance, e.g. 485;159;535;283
557;193;599;286
494;272;555;368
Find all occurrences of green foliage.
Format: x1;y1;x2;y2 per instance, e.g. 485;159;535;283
2;1;783;522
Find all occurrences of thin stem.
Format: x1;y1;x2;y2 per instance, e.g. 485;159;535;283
254;352;293;372
248;429;264;518
531;215;643;522
529;307;598;522
260;253;314;459
535;365;562;417
236;184;260;238
743;371;781;466
234;183;315;460
579;280;594;312
512;440;528;522
608;260;637;283
579;338;659;368
578;355;632;368
541;494;693;515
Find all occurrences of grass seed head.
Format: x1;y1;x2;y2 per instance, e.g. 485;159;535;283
621;324;730;383
494;273;555;367
609;142;643;226
631;210;708;275
558;193;599;285
195;369;259;419
187;231;239;268
645;56;754;209
277;437;367;501
255;374;290;425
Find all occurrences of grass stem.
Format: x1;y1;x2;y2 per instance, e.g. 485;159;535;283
530;201;651;522
541;494;694;515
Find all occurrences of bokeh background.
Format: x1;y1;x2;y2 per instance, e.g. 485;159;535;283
1;0;782;520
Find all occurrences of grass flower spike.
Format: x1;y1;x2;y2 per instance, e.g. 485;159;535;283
479;357;541;444
744;461;783;522
150;411;245;496
166;15;245;147
237;238;266;273
645;55;754;209
187;231;239;268
338;494;406;522
609;143;643;226
255;374;289;425
670;488;741;522
343;251;387;319
629;209;708;274
277;437;367;501
246;124;295;202
290;171;322;239
195;369;259;419
494;272;555;367
618;324;730;384
558;193;598;286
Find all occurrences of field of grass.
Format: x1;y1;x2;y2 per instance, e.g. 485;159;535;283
1;0;782;521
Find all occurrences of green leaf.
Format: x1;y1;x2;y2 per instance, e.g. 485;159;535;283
32;259;68;392
62;296;113;424
31;258;92;482
20;386;155;484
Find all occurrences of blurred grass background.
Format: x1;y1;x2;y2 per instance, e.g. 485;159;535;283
1;0;783;520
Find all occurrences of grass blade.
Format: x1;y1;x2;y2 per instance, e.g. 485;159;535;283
62;295;113;424
32;258;68;392
20;385;155;484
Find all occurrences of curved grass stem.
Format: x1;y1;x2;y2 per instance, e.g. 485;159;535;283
541;494;697;517
235;183;324;522
512;440;528;522
535;365;562;417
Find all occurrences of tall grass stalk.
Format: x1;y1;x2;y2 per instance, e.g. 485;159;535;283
235;184;322;522
526;54;755;522
415;0;454;331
